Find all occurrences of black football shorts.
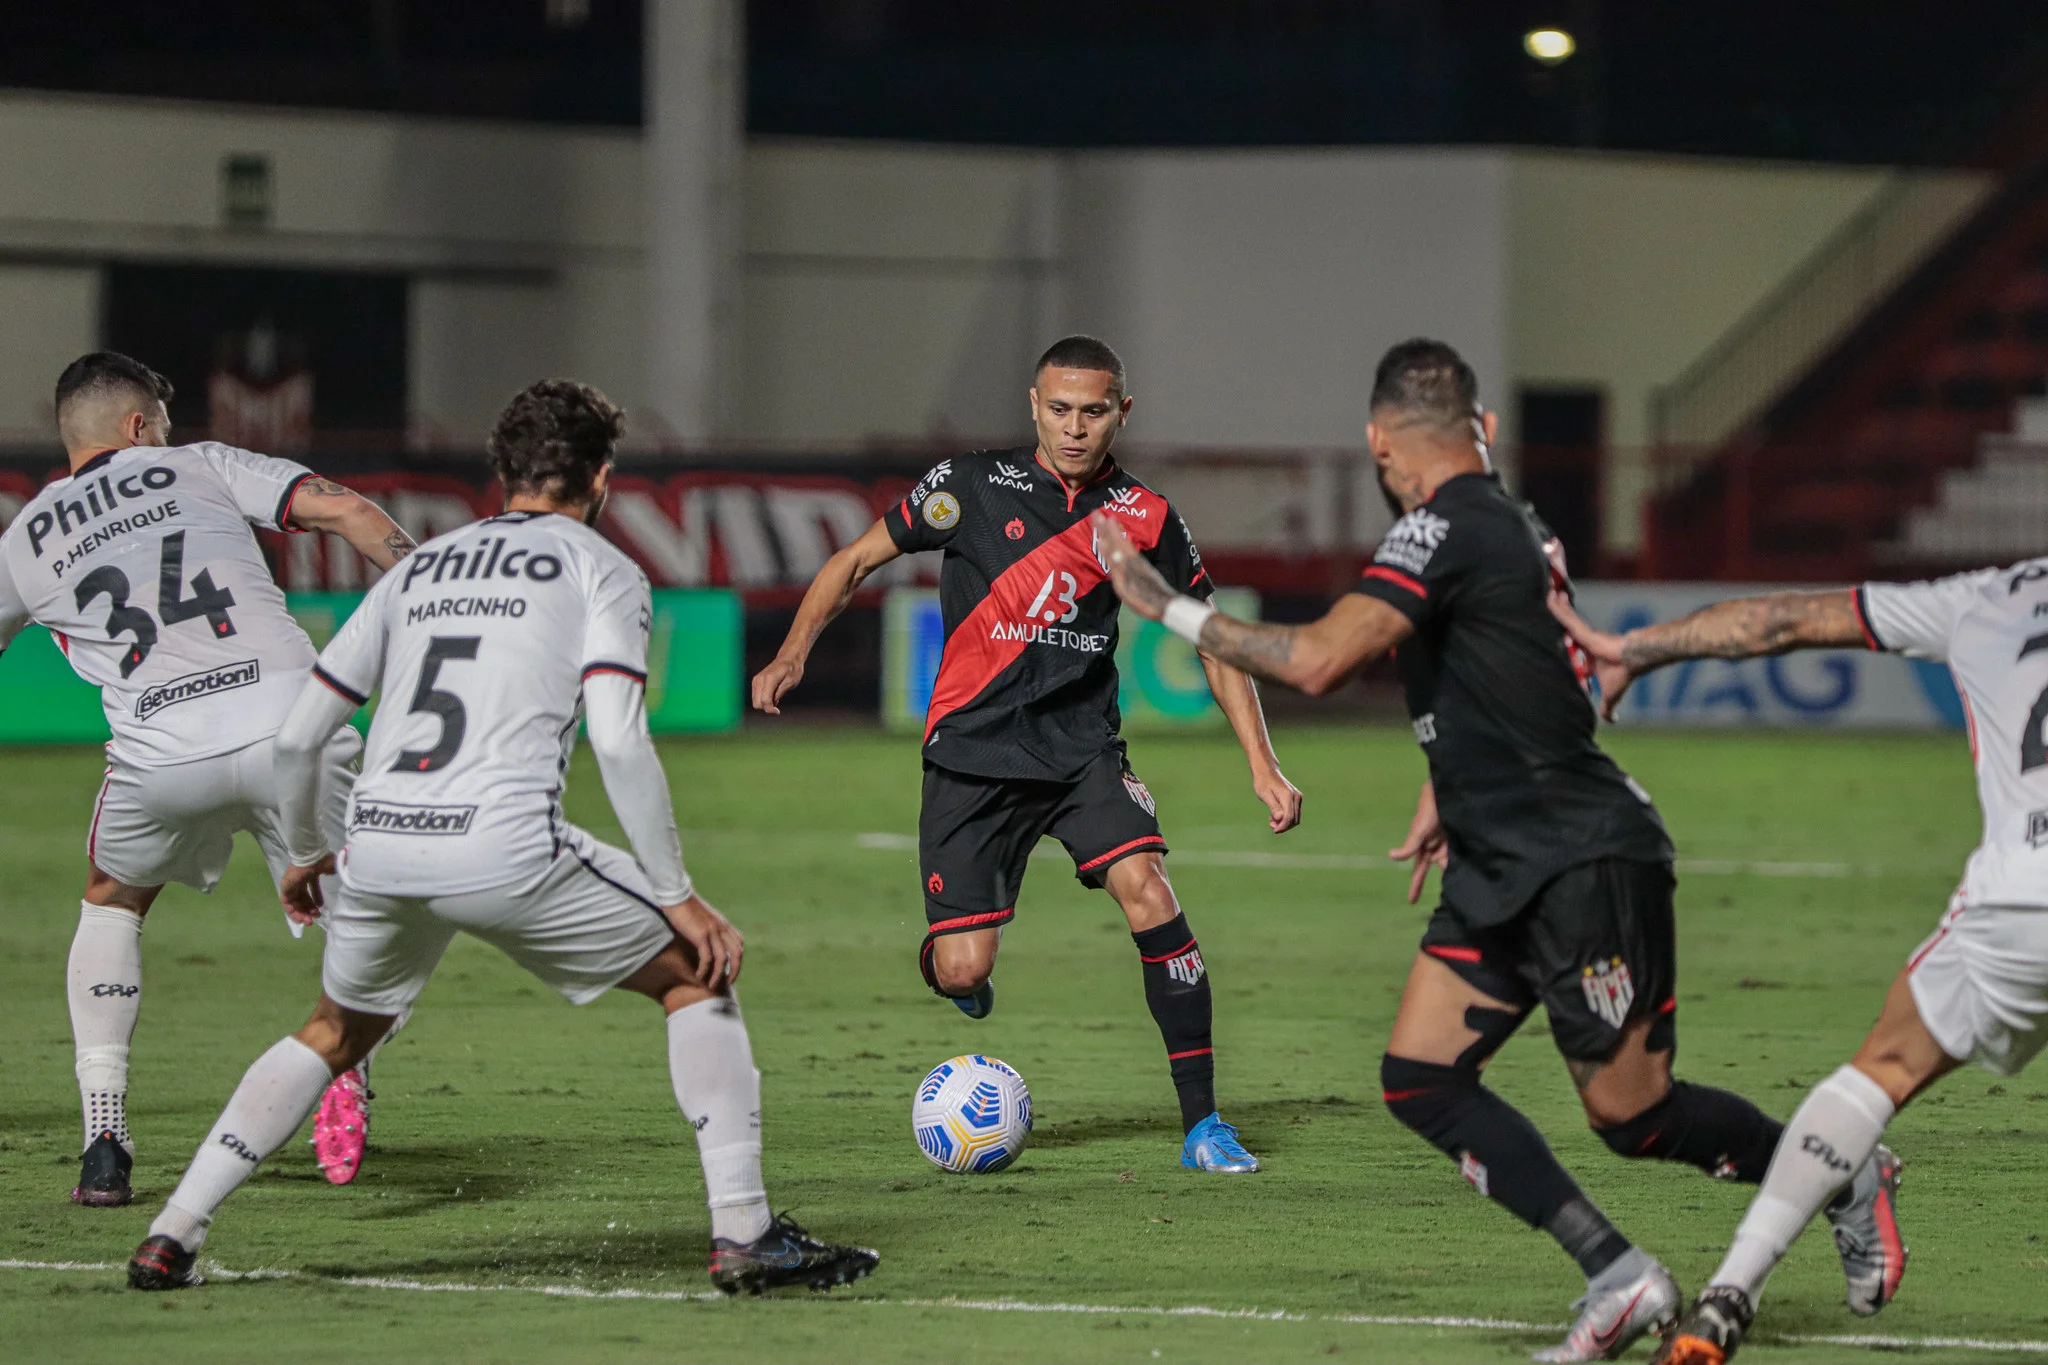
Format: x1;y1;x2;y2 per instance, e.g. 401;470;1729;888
1418;858;1678;1062
920;749;1167;936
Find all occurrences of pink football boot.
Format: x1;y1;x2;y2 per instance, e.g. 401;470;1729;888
313;1066;371;1185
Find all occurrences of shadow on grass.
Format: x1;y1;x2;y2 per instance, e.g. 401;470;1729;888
0;1106;85;1140
307;1224;714;1283
259;1143;544;1220
1032;1094;1364;1149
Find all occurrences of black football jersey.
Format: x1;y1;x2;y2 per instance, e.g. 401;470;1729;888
887;446;1212;782
1353;472;1673;927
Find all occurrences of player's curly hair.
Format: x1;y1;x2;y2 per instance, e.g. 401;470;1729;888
488;379;624;503
1370;338;1479;433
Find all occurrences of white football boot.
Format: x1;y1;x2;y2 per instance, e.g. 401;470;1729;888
1533;1248;1682;1362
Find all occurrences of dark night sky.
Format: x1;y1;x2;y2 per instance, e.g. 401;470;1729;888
4;2;2045;165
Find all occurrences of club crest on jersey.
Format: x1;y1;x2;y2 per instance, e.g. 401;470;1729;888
1005;517;1025;540
909;461;954;508
923;491;961;530
1121;772;1156;815
989;462;1034;491
1376;508;1451;575
1104;486;1149;520
1580;956;1635;1029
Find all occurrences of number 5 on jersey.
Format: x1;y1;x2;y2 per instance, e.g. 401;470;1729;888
394;636;479;772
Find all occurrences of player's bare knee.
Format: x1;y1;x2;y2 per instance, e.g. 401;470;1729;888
1114;869;1179;932
932;955;990;996
295;997;390;1073
1847;1044;1935;1108
1582;1079;1670;1135
84;866;157;916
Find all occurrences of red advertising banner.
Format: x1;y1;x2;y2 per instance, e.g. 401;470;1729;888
0;451;1364;604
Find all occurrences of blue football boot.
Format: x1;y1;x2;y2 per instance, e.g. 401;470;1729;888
951;979;995;1020
1181;1112;1259;1172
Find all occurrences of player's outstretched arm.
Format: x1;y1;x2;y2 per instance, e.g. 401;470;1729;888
585;671;742;986
286;478;417;571
752;519;903;714
1092;511;1412;696
1549;587;1864;721
1199;657;1302;832
272;678;360;923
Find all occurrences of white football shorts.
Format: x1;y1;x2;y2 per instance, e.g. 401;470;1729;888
1906;898;2048;1076
320;827;677;1015
87;728;361;893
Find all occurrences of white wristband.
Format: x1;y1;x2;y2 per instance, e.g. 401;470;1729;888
1162;595;1218;646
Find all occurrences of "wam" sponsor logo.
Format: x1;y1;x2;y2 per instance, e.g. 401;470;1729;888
349;800;479;836
135;659;259;719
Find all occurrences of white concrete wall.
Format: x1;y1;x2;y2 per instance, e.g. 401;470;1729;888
0;267;100;436
0;91;1965;558
741;139;1060;444
0;90;642;441
1060;148;1510;452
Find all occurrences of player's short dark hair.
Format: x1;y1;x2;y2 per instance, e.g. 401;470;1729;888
488;379;624;502
1035;335;1127;396
55;351;174;418
1370;339;1480;433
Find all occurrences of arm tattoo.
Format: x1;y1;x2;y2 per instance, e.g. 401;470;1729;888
300;477;350;497
1620;590;1861;670
1196;613;1301;684
382;527;416;561
1115;558;1176;617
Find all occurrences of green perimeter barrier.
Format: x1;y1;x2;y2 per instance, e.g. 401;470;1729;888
0;588;742;743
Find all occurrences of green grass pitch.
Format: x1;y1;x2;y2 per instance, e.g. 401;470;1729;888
3;725;2045;1363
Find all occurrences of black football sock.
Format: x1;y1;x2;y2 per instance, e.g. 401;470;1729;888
1544;1197;1636;1281
1594;1080;1784;1183
1132;916;1214;1133
1383;1055;1632;1278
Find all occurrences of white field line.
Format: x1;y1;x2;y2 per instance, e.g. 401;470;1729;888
855;832;1856;878
6;1260;2046;1353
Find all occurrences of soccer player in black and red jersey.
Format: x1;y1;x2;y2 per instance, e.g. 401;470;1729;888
753;335;1301;1173
1094;339;1894;1360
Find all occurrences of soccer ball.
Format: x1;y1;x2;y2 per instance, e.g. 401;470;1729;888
912;1054;1032;1173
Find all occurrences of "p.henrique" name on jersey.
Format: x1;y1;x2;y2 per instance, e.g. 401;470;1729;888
50;500;180;577
27;464;180;560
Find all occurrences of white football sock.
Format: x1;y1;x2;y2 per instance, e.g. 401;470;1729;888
667;997;771;1244
150;1037;334;1251
68;902;143;1153
1710;1063;1897;1301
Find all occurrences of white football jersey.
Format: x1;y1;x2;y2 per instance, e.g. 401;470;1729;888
1864;564;2048;907
0;442;318;767
315;511;652;898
